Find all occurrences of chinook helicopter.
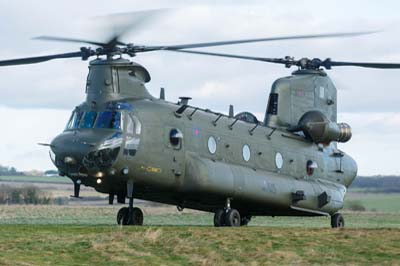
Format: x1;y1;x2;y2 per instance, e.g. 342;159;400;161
1;13;399;228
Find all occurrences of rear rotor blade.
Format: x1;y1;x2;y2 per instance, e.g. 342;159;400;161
168;49;400;70
0;51;84;67
142;31;377;52
329;61;400;69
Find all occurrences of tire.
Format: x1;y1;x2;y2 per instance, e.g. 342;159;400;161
331;213;345;228
214;209;226;227
225;209;241;227
117;207;129;225
132;207;144;225
240;215;252;226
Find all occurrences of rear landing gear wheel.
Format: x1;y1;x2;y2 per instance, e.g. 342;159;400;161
214;209;226;227
225;209;241;227
117;206;144;225
331;213;344;228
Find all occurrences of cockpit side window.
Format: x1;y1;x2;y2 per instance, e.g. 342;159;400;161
126;114;134;134
80;111;97;129
95;111;121;130
65;110;83;130
124;113;141;157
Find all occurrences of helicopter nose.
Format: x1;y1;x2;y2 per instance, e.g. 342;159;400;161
50;130;120;174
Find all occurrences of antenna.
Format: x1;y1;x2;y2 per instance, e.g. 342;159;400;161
160;87;165;100
229;105;234;118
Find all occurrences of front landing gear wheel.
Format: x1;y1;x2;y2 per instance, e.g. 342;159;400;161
214;209;226;227
131;207;144;225
117;207;144;226
117;207;128;225
331;213;344;228
225;209;241;227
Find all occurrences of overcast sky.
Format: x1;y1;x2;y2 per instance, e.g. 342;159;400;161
0;0;399;175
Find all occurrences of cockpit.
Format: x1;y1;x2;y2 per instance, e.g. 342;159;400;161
51;101;141;180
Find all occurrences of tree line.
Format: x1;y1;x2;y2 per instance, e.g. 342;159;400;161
0;165;24;176
350;175;400;192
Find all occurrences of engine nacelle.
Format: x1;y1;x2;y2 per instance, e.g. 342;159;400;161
297;111;352;144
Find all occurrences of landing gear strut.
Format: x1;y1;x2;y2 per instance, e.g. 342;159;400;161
331;213;344;228
117;180;144;226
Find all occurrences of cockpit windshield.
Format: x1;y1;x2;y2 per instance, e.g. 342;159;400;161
65;110;122;131
80;111;97;129
95;111;121;129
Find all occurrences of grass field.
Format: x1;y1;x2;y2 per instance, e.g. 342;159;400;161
0;206;400;265
1;177;400;265
0;225;399;265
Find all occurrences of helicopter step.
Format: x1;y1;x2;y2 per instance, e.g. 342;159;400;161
117;180;143;226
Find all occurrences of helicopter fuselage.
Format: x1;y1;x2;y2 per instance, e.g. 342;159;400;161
52;97;357;217
50;58;357;219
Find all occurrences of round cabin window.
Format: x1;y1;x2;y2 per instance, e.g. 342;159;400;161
208;136;217;154
242;144;251;162
169;129;183;147
275;152;283;169
306;160;318;176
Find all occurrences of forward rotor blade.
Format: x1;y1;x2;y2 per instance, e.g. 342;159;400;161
0;51;84;67
168;49;279;63
34;36;109;47
143;31;377;52
329;61;400;69
95;9;168;47
34;9;168;49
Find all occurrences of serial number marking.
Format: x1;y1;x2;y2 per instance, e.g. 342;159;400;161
262;180;277;194
140;165;162;173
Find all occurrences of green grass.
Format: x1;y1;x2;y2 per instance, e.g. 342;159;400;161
0;175;71;184
0;225;398;266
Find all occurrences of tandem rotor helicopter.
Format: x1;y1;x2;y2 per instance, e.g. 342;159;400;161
1;11;399;228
